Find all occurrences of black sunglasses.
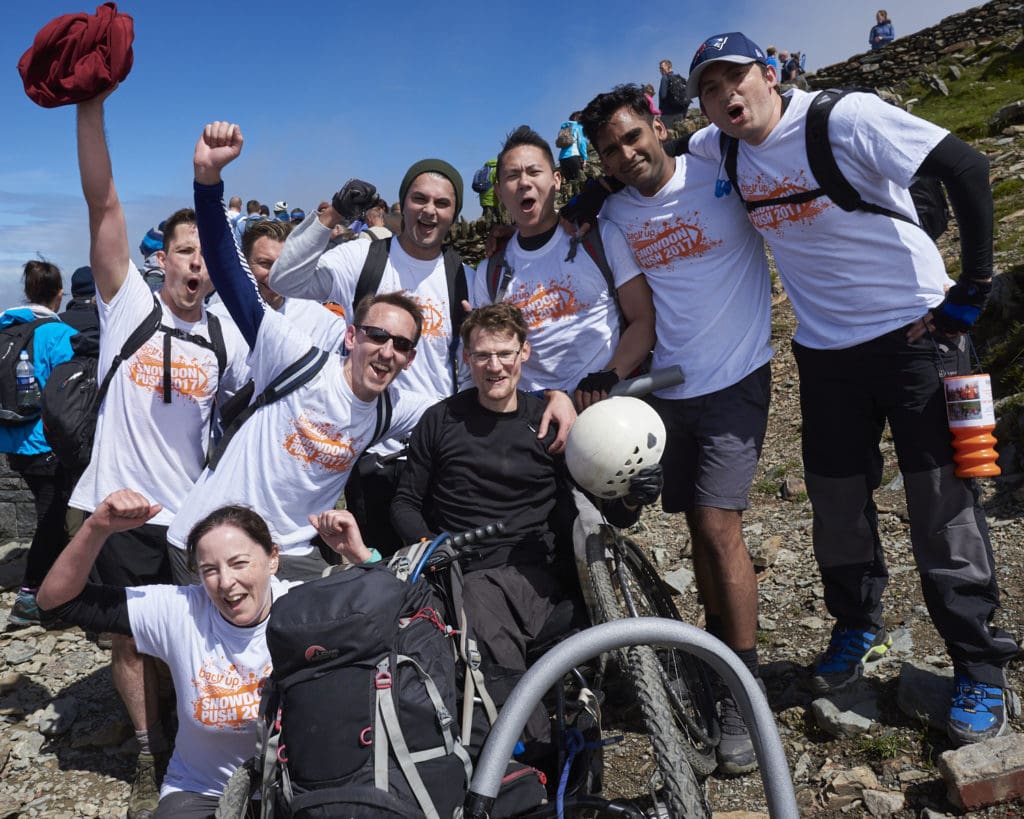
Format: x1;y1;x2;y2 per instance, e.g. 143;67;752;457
357;325;415;353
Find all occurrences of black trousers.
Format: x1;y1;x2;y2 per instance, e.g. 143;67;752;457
793;327;1017;685
8;451;72;588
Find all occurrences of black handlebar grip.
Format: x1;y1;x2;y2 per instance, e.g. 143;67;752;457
450;521;505;549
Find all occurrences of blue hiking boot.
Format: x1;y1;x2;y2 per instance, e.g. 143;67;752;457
947;674;1019;746
6;588;40;631
810;626;892;694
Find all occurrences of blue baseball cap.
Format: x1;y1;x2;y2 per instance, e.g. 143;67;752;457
687;32;767;98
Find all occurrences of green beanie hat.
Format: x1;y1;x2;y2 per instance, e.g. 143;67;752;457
398;159;464;219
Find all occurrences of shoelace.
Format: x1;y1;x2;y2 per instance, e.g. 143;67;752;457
718;697;748;735
952;680;1000;712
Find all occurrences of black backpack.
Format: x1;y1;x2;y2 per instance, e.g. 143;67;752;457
471;165;494;194
354;237;468;396
719;88;950;241
665;72;691;110
258;563;471;818
41;296;226;472
0;316;58;427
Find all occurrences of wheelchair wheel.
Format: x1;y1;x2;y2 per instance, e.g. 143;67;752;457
214;756;260;819
586;528;718;782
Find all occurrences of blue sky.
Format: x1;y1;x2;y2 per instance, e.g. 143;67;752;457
2;1;977;309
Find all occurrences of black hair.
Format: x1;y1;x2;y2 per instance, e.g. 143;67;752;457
496;125;557;176
579;84;653;147
186;505;274;572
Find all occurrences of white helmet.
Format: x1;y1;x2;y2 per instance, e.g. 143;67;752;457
566;397;666;499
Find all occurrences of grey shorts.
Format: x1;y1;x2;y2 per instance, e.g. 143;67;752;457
169;541;331;586
648;363;771;513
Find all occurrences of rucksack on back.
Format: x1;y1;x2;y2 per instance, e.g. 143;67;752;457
555;124;575;149
0;317;57;427
719;88;951;241
41;296;227;472
665;73;690;110
259;563;470;819
471;165;494;194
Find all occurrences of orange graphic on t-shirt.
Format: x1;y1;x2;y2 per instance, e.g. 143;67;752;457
282;413;357;473
741;170;830;232
409;295;446;339
190;659;271;731
128;342;213;403
625;216;723;270
509;280;588;330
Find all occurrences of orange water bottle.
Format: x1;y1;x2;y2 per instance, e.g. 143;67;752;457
943;373;1000;478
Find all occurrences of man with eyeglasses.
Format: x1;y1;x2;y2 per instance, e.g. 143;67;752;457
392;301;660;757
166;121;437;581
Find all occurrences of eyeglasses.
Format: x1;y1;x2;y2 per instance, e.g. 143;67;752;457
357;325;415;353
467;348;522;365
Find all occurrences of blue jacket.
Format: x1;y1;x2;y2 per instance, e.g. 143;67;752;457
0;306;78;456
870;21;894;49
558;121;588;161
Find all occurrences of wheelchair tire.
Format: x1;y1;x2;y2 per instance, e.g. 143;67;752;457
585;529;718;779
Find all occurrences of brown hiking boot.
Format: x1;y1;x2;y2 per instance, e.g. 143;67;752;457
127;751;159;819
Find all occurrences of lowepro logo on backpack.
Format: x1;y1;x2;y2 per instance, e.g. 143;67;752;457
303;644;339;663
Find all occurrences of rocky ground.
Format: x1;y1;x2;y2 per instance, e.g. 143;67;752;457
598;292;1024;817
0;292;1020;819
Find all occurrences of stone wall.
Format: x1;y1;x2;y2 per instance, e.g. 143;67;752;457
809;0;1022;90
0;463;35;543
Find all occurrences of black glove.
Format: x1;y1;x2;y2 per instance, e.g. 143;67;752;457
575;369;620;396
624;464;663;507
931;279;991;334
331;179;377;223
559;177;617;231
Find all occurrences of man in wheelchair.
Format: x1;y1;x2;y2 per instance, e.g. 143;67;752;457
391;303;662;761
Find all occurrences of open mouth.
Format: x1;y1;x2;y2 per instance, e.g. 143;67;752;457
519;196;537;214
223;592;246;612
186;277;201;295
727;103;745;124
369;362;391;379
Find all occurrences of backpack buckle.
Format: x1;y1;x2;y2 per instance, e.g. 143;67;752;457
437;706;453;729
375;659;392;689
467;647;482;670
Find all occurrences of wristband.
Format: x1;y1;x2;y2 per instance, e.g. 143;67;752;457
364;547;382;564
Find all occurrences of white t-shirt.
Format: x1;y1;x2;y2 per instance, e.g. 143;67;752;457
600;155;773;399
128;579;291;798
208;295;347;353
271;218;471;453
687;89;952;350
471;222;643;393
69;266;250;525
272;218;470;403
166;308;433;555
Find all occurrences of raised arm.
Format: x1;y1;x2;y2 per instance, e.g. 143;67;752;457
192;121;267;348
37;490;162;611
77;93;130;303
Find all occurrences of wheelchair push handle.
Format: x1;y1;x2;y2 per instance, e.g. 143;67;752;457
608;365;684;398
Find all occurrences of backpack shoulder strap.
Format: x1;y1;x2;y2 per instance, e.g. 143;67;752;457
720;130;743;203
95;297;163;409
442;248;468;394
354;237;392;309
579;224;626;332
368;388;394;450
208;346;330;470
203;311;228;375
805;89;862;212
805;88;915;224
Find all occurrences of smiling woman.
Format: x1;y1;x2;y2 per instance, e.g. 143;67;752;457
35;490;296;817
